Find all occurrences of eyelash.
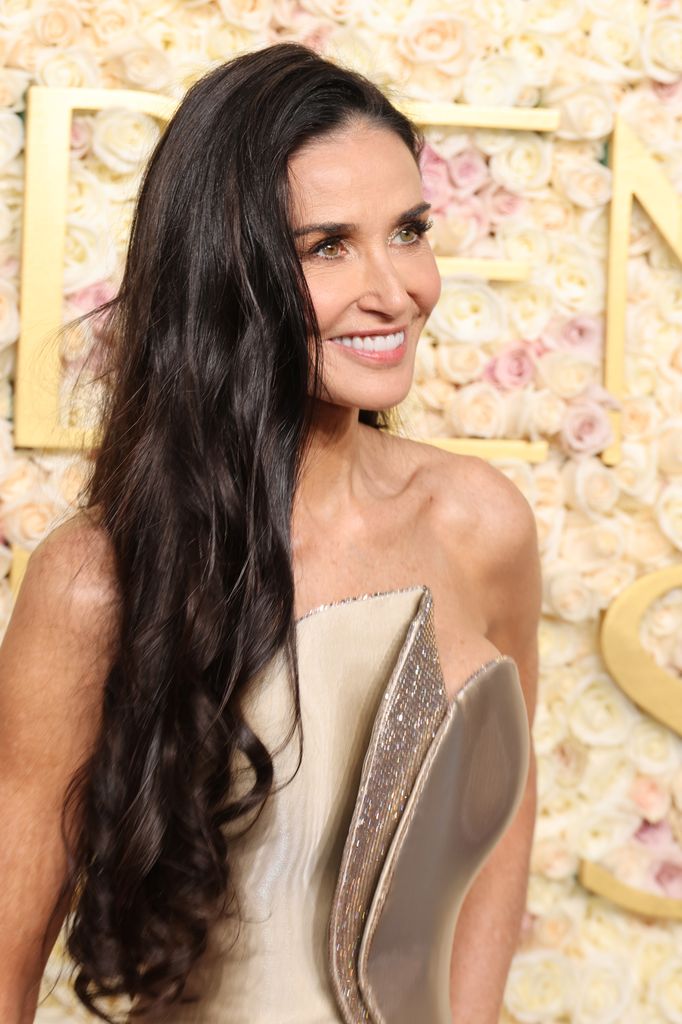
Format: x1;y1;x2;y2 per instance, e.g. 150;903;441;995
308;217;434;261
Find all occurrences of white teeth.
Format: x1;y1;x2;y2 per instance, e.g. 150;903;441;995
328;330;405;353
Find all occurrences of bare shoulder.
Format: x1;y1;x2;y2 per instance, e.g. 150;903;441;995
12;508;120;652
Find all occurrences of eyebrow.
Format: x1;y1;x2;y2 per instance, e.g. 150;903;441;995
293;201;432;239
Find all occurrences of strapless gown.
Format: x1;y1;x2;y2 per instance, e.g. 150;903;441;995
135;584;529;1023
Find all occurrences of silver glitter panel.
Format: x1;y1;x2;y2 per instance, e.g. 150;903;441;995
327;587;448;1023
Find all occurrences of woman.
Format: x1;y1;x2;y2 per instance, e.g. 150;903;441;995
0;43;540;1024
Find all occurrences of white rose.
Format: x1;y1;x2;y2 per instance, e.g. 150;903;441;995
92;108;161;175
217;0;272;30
524;0;583;32
534;504;565;560
613;442;660;507
629;302;680;361
656;482;682;552
658;420;682;476
587;560;637;609
413;376;452;412
396;15;470;75
0;110;23;172
619;87;678;154
618;395;659;440
533;458;565;508
489;133;552;192
32;1;83;46
643;16;682;84
654;270;682;327
0;68;31;113
625;356;660;398
634;926;679;991
34;47;101;89
531;836;579;880
580;900;637;955
496;223;551;268
528;188;576;234
625;510;675;567
504;950;574;1023
429;280;506;343
413;337;437;382
447;381;509;438
589;17;641;75
573;807;642;860
563;457;620;518
434;342;486;384
573;954;636;1024
0;496;63;551
62;221;117;294
544;567;599;622
67;164;109;225
542;242;605;315
537;617;585;669
629;719;681;778
516;388;566;441
578;749;636;805
0;278;19;348
547;82;616;141
500;31;559;87
650;957;682;1024
86;0;139;44
568;675;637;746
560;521;624;571
640;588;682;642
555;160;612;209
107;38;173;91
500;281;554;339
535;351;598;399
462;54;524;106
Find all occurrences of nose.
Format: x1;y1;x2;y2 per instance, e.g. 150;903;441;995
355;247;411;320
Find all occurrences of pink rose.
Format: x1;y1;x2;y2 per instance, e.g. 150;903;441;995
479;182;525;224
634;820;675;847
560;399;614;456
447;147;489;197
419;143;456;214
67;279;118;336
482;344;535;390
655;861;682;898
544;315;603;362
630;775;671;823
652;78;682;115
70;115;93;159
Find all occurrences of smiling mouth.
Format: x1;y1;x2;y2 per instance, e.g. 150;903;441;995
327;329;405;353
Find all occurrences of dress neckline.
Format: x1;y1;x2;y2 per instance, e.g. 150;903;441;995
294;583;428;626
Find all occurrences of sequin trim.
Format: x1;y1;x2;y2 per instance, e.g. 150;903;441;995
327;587;448;1023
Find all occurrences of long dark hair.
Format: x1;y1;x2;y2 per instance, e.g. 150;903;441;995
54;42;423;1019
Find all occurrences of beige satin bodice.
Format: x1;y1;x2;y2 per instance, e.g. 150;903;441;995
136;585;529;1024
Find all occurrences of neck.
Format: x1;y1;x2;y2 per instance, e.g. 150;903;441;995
296;399;374;520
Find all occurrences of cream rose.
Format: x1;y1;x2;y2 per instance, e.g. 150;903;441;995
0;497;62;551
0;68;31;113
489;132;553;192
516;389;567;440
92;108;161;175
525;0;583;33
626;510;675;567
625;356;659;398
533;504;565;560
429;280;506;343
500;281;554;340
531;836;579;881
0;111;23;172
396;15;470;75
643;15;682;84
568;674;637;745
543;243;605;315
544;567;599;622
588;561;637;609
434;342;486;384
496;223;550;268
111;41;174;92
413;377;453;412
614;442;660;503
547;82;616;141
630;720;675;774
217;0;272;30
0;278;20;348
536;351;598;399
34;47;101;89
656;482;682;552
573;955;635;1024
658;420;682;476
629;774;672;823
589;17;640;73
33;1;83;46
651;957;682;1024
500;31;559;87
555;160;612;209
63;221;116;294
560;520;624;571
85;0;139;43
504;950;574;1022
447;381;508;438
462;54;524;106
563;457;620;517
619;87;678;154
533;458;566;509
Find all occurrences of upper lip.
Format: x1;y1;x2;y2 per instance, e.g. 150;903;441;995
328;325;407;339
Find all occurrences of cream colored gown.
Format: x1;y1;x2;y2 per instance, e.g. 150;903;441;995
136;584;529;1023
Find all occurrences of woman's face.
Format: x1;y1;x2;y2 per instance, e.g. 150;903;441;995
289;121;441;412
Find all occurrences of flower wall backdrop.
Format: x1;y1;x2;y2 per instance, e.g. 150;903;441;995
0;1;681;1021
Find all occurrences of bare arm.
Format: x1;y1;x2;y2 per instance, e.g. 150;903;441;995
448;467;541;1024
0;516;118;1023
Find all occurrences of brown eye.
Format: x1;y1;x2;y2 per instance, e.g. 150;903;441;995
317;240;342;259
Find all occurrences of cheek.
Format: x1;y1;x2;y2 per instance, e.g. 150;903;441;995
304;271;344;336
